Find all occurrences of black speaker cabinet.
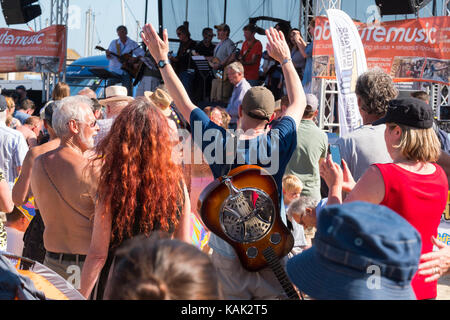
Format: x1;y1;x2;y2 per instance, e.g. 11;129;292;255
1;0;42;25
375;0;432;15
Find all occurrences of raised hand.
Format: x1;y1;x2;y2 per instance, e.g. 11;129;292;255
265;27;291;64
320;154;343;189
141;23;169;63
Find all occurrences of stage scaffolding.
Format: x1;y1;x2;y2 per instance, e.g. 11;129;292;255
42;0;69;102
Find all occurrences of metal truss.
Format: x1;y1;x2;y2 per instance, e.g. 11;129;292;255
42;0;70;102
314;0;341;16
317;79;450;133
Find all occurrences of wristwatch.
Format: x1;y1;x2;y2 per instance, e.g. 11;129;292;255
158;59;171;68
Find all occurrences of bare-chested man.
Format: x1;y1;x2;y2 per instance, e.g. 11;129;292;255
12;101;61;262
31;95;99;282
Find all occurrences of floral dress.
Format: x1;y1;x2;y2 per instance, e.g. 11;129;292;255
0;169;7;251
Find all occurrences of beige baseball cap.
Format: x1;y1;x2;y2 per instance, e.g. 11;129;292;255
241;86;275;121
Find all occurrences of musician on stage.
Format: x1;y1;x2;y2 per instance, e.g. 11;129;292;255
238;24;263;86
209;23;236;104
105;25;145;96
194;27;216;58
170;25;197;98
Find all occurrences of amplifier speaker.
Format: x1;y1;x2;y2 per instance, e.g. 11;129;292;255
375;0;432;15
1;0;42;25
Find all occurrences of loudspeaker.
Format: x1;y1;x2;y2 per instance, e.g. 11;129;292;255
375;0;432;15
1;0;42;25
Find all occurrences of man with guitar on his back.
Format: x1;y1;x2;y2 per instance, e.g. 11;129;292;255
105;25;145;96
142;23;307;300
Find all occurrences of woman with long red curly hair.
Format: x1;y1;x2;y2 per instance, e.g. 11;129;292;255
79;97;191;299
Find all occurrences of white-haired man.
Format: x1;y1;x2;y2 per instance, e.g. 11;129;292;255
94;85;133;145
30;95;99;282
225;61;251;130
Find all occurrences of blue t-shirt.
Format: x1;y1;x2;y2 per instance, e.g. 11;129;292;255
190;108;297;257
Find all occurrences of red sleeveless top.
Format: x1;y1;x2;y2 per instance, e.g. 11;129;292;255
375;163;448;300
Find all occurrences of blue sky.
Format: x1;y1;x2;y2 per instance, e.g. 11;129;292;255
0;0;443;57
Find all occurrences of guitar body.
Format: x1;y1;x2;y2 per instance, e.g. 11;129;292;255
198;165;294;272
119;53;143;79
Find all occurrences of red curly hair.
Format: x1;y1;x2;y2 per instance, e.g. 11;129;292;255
93;97;184;248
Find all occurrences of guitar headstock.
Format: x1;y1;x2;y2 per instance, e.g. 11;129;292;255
95;46;105;51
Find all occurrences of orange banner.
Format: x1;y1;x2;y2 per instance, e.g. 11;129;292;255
313;16;449;85
0;25;66;74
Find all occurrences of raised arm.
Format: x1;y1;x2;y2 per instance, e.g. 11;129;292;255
265;28;306;125
141;24;197;124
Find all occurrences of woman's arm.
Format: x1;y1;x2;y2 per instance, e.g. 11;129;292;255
343;165;385;204
0;179;13;213
320;156;384;205
173;182;192;244
79;202;111;298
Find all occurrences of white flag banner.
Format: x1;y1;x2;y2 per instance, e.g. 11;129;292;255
326;9;367;136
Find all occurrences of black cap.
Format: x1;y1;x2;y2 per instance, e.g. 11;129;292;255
15;85;26;91
373;97;433;129
0;95;7;112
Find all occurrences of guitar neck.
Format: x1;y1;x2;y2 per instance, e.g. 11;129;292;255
262;247;300;300
96;47;120;59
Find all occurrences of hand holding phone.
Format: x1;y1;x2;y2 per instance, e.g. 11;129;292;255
328;144;342;168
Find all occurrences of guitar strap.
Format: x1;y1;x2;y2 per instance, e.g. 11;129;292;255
241;40;257;62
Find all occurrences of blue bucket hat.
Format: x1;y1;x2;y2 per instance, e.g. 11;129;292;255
286;202;422;300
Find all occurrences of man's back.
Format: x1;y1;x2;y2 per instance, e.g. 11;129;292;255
285;119;327;200
31;147;97;255
335;124;392;181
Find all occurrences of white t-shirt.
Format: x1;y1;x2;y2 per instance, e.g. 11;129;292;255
5;226;24;256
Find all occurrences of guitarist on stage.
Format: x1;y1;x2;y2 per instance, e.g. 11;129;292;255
105;25;145;96
142;23;307;300
238;24;263;87
209;23;237;104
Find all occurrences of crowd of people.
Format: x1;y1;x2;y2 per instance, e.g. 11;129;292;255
0;18;449;301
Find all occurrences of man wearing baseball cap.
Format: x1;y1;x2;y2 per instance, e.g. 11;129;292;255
142;23;307;299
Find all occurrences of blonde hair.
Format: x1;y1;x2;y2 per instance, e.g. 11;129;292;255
388;123;441;162
5;96;15;112
282;174;304;193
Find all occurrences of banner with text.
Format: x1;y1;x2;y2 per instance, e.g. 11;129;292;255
313;16;450;85
0;25;66;74
326;9;366;136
